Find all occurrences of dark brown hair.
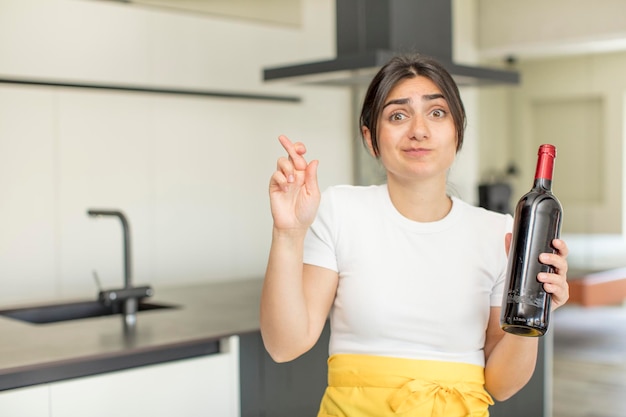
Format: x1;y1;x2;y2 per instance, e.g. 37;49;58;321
359;54;466;156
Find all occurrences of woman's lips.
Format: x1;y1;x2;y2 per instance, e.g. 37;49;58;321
404;147;431;157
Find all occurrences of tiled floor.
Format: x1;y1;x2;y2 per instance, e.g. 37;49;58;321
552;305;626;417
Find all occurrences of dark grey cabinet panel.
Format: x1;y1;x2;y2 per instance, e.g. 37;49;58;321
240;322;330;417
490;335;549;417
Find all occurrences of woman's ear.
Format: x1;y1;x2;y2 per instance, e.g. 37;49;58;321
362;126;377;157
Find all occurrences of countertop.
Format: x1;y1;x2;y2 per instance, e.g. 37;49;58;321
0;278;264;391
568;268;626;307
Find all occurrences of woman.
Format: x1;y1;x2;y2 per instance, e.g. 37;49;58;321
261;54;569;417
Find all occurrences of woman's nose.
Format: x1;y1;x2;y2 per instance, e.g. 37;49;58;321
410;115;429;140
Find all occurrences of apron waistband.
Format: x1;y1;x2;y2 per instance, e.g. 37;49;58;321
326;354;493;416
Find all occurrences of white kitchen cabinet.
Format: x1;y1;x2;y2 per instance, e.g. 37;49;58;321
0;384;50;417
50;336;240;417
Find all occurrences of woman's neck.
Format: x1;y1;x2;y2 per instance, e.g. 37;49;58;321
386;178;452;223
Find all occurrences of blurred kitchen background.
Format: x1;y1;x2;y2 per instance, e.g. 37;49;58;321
1;1;625;416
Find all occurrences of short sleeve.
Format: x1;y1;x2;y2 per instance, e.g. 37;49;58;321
490;213;514;306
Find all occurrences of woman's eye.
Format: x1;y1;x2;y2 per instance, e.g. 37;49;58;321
431;109;446;118
389;112;407;121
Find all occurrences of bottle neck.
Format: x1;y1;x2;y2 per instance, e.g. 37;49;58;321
533;177;553;192
534;146;556;192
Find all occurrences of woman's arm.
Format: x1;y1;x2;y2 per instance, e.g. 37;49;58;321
260;135;338;363
484;238;569;401
483;308;538;401
261;238;338;362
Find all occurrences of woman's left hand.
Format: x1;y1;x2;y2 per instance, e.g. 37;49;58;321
538;238;569;311
504;234;570;311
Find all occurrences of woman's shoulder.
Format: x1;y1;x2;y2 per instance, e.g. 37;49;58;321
452;196;513;227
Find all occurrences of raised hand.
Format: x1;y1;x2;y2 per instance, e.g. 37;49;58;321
269;135;321;233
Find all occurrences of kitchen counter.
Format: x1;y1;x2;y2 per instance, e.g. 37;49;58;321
0;278;264;391
568;267;626;307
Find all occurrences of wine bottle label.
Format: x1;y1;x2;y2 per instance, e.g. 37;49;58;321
506;290;545;308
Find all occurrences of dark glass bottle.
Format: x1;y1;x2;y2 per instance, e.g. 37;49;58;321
500;144;563;337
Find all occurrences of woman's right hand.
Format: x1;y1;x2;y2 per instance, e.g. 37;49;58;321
269;135;320;232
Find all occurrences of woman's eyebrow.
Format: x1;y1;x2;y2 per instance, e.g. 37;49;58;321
382;98;410;109
383;94;446;109
423;93;445;101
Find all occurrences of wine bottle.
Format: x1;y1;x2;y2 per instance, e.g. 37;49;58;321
500;144;563;337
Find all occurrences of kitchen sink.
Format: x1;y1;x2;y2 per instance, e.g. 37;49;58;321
0;299;177;324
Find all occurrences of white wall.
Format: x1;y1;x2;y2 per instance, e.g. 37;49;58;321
0;0;353;305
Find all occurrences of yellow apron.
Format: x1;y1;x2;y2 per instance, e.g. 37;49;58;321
317;354;494;417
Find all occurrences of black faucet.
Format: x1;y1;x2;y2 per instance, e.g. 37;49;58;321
87;209;153;328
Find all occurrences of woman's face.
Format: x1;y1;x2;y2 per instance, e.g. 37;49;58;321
363;75;458;185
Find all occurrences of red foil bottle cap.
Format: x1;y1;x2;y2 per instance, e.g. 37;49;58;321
535;144;557;180
538;144;556;158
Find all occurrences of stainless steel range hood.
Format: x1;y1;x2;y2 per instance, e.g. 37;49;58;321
263;0;519;87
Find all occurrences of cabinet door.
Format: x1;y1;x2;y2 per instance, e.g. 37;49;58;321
0;384;50;417
50;336;240;417
240;322;330;417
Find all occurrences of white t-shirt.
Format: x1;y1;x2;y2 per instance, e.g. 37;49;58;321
303;184;513;367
